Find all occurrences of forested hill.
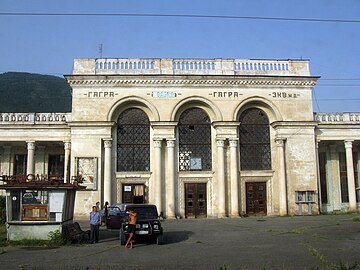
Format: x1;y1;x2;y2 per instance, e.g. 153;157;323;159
0;72;72;113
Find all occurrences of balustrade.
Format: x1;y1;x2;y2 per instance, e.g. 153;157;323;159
0;112;71;124
73;58;310;76
314;112;360;123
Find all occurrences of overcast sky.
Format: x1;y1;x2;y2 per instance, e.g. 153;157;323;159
1;0;359;112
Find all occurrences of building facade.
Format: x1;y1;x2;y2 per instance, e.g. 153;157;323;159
0;58;359;218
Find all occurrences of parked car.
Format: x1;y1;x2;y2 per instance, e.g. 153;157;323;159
99;203;127;229
119;204;164;245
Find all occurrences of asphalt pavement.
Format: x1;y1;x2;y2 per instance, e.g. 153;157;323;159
1;213;360;270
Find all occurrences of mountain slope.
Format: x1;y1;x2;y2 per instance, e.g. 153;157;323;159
0;72;72;113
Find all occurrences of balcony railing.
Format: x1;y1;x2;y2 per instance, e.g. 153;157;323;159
72;58;311;76
0;113;71;125
314;113;360;123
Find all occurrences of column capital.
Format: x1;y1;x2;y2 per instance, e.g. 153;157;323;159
216;138;225;147
344;140;354;149
64;141;71;150
26;141;36;150
153;138;162;148
275;137;286;147
166;138;176;148
103;138;112;148
229;138;238;147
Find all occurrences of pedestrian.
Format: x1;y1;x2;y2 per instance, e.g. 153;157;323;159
95;201;100;211
125;208;137;249
103;201;109;226
89;205;101;244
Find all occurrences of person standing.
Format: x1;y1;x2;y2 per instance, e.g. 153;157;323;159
90;205;101;244
103;201;109;226
125;208;137;249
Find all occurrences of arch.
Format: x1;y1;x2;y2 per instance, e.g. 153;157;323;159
108;96;160;122
171;96;223;122
233;96;282;123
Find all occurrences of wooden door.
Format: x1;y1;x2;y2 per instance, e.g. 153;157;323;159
185;183;207;218
246;182;267;215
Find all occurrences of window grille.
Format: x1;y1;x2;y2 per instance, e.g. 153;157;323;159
178;108;212;171
117;108;150;171
239;108;271;170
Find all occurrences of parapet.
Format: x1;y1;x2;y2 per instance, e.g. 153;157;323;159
72;58;311;76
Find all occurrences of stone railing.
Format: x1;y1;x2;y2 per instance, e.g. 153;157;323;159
0;113;71;124
314;113;360;123
72;58;311;76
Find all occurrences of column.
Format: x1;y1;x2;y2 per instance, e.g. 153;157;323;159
154;139;163;214
217;138;226;217
166;138;176;218
276;138;287;216
26;141;35;179
328;145;341;211
229;139;239;217
64;142;71;183
2;146;11;175
315;140;322;212
344;140;357;211
103;139;112;205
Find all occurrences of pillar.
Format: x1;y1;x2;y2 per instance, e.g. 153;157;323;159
26;141;35;179
2;146;11;175
229;139;239;216
328;145;341;211
276;138;287;216
217;138;226;217
166;138;176;218
315;140;322;212
103;139;112;205
64;142;71;183
344;140;357;211
154;138;162;214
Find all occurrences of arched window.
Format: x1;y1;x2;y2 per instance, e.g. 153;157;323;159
117;108;150;171
178;108;212;171
239;108;271;170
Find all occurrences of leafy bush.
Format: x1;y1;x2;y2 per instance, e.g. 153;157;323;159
0;196;5;224
48;229;67;246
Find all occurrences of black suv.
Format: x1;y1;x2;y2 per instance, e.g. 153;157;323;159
119;204;164;245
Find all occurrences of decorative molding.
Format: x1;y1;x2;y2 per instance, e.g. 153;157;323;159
67;78;317;87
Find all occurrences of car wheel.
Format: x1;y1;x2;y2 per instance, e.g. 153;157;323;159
156;234;164;245
119;228;126;245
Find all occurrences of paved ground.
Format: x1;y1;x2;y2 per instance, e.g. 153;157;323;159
1;214;360;270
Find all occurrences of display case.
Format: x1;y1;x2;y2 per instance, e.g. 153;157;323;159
295;191;316;215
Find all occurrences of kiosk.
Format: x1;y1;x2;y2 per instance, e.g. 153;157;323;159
0;175;84;240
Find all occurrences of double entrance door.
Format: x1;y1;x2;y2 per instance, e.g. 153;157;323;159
185;183;207;218
246;182;267;215
122;184;145;204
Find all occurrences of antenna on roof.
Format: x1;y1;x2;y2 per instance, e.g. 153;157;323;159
98;44;103;58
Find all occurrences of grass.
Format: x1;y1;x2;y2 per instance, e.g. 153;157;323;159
306;244;360;270
0;223;6;247
0;227;68;248
352;216;360;222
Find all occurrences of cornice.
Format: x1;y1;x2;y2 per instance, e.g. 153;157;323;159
67;78;317;87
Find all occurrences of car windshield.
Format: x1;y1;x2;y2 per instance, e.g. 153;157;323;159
111;204;126;211
129;207;158;220
108;207;124;216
